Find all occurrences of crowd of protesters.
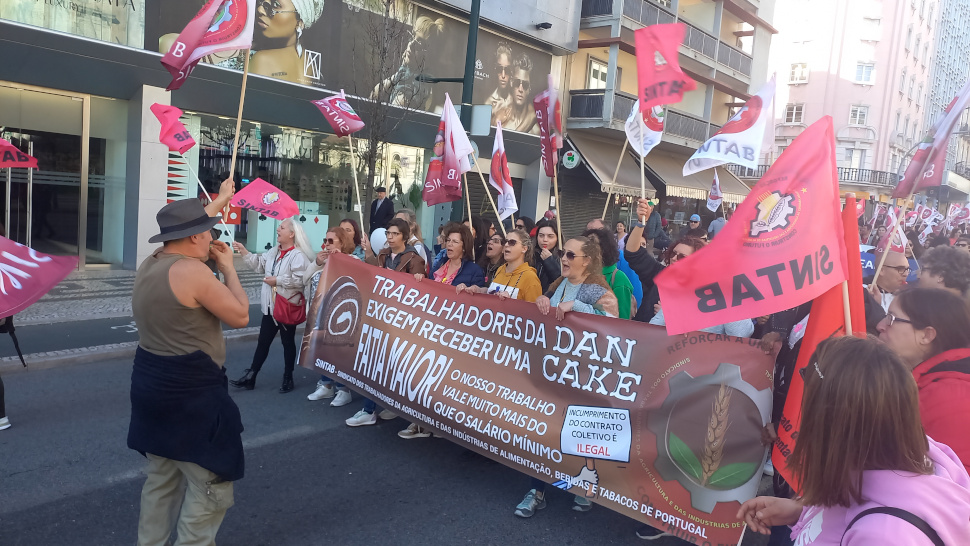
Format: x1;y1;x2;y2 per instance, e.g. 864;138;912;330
114;181;970;545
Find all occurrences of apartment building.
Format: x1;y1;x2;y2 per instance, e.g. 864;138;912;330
556;0;775;237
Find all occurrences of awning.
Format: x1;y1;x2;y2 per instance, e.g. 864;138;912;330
643;153;751;204
566;133;657;198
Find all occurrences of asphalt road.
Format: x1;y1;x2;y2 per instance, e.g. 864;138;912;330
0;340;771;546
0;305;263;358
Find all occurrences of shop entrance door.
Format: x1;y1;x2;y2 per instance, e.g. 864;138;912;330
0;83;89;268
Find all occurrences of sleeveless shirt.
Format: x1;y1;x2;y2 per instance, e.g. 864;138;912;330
132;249;226;366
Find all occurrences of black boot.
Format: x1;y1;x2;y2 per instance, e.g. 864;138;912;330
279;373;294;393
230;369;257;390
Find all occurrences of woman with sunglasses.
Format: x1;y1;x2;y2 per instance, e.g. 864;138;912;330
305;227;358;406
877;287;970;473
338;218;366;260
249;0;326;85
738;335;970;544
477;233;506;284
531;218;562;293
457;230;541;302
420;222;485;288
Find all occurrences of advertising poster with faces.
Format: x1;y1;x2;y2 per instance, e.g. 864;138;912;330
145;1;552;132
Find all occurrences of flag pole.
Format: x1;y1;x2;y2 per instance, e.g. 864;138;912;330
871;197;913;287
553;163;563;250
471;154;507;237
181;154;234;241
347;133;365;229
601;139;628;221
638;154;646;223
463;173;476;260
227;50;251;182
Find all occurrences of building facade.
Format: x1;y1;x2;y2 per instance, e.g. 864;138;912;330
555;0;774;239
0;0;580;269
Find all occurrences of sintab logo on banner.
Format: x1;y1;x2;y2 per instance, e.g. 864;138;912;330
749;191;797;239
562;151;579;169
262;192;281;206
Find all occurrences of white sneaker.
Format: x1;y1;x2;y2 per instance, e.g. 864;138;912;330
345;409;377;427
307;383;335;401
0;417;9;431
398;423;431;439
378;409;397;420
330;390;352;407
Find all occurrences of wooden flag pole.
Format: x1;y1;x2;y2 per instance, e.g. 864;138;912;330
871;197;913;288
471;154;507;236
553;163;563;250
181;154;234;241
347;133;365;229
463;173;476;261
601;139;629;221
638;154;647;223
227;50;251;182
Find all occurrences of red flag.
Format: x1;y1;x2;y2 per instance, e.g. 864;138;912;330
0;138;38;169
772;196;867;490
423;94;473;206
161;0;256;91
230;178;298;219
150;104;196;154
311;90;365;137
634;23;697;112
533;75;563;177
875;206;906;253
490;121;518;220
893;78;970;198
0;237;78;317
855;198;866;218
655;117;847;335
957;206;970;225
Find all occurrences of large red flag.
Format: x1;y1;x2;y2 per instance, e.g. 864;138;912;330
893;78;970;198
311;90;365;137
0;138;38;169
634;23;697;112
230;178;299;219
161;0;256;91
0;237;78;317
150;104;196;154
490;121;518;220
533;74;563;177
655;117;847;335
423;93;473;206
772;195;867;490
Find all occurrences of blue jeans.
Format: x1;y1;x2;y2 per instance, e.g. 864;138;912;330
362;398;377;414
318;375;346;390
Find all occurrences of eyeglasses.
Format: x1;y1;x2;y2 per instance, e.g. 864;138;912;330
885;265;911;275
386;231;402;237
563;251;587;261
798;360;825;380
689;220;700;224
511;78;531;91
956;242;969;248
324;238;335;245
504;239;519;247
259;0;298;17
885;312;913;327
670;252;689;262
496;65;511;75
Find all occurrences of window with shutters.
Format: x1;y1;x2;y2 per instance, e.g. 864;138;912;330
849;106;869;126
784;104;804;123
789;63;809;83
855;62;875;84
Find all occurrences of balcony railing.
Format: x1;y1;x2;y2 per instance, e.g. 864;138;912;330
623;0;676;26
568;89;637;122
708;123;722;139
682;21;718;59
665;110;710;142
581;0;613;17
727;164;899;187
716;42;753;76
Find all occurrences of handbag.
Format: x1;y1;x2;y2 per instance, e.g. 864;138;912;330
273;289;306;325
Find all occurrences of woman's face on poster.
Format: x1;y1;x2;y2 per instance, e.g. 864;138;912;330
511;69;531;106
496;53;511;90
257;0;301;40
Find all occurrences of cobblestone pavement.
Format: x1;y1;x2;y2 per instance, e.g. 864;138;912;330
16;257;265;326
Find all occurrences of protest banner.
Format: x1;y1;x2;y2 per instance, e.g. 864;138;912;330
655;117;848;335
0;236;78;317
230;178;299;218
312;90;366;227
301;254;776;545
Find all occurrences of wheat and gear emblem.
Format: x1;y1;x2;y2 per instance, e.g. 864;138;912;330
750;191;796;237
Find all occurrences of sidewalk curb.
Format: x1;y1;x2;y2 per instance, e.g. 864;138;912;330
0;327;262;374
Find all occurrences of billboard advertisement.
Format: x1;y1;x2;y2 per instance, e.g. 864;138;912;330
1;0;145;47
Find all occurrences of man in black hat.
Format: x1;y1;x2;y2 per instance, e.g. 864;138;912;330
128;186;251;546
369;185;395;235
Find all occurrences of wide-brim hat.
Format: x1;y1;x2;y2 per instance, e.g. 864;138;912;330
149;199;221;243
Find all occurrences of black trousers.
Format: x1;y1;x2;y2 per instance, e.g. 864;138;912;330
250;313;298;376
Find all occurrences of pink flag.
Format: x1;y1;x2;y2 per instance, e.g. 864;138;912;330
490;122;518;220
150;104;196;154
533;75;563;177
957;206;970;225
161;0;256;91
230;178;298;219
0;138;38;169
423;94;473;206
635;23;697;111
0;237;78;317
893;78;970;198
855;199;866;219
312;90;365;137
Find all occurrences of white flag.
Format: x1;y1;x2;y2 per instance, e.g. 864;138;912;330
489;122;518;220
625;99;665;157
706;171;723;212
444;93;474;174
684;76;776;175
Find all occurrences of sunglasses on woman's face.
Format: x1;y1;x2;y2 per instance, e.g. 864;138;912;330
504;239;519;247
798;360;824;380
670;252;688;262
563;251;587;261
324;238;335;245
259;0;298;17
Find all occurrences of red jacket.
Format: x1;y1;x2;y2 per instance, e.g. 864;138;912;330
913;347;970;474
